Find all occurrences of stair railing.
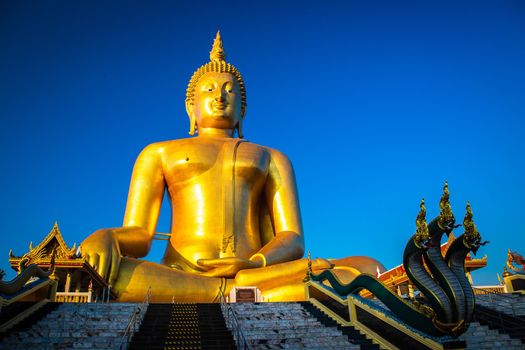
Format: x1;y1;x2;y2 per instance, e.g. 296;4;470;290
116;286;151;350
218;288;250;350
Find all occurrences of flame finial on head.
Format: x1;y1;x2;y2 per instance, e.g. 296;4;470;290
303;250;312;282
210;31;226;62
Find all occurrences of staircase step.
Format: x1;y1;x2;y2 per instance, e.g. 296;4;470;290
460;321;525;349
474;303;525;345
129;303;236;350
0;302;139;349
223;302;362;349
0;302;62;342
299;301;379;349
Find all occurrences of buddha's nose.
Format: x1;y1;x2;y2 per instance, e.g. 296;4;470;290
214;90;225;101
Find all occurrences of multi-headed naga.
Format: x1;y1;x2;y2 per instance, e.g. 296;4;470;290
308;182;488;336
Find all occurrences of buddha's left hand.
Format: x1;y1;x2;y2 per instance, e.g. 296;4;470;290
197;257;263;278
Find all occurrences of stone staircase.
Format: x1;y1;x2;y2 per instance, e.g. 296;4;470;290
470;293;525;349
0;302;139;349
364;294;525;349
129;303;236;350
474;303;525;345
1;299;524;349
459;321;524;350
0;301;39;328
300;301;380;350
476;293;525;316
227;302;362;349
0;301;61;340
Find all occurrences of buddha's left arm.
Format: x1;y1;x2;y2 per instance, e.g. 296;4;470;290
251;149;305;266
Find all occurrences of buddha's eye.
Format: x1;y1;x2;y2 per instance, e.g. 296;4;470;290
224;83;235;93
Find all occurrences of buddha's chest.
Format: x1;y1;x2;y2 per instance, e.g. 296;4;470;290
163;140;270;186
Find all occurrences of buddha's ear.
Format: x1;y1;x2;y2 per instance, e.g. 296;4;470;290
186;101;197;135
237;105;246;138
237;118;244;138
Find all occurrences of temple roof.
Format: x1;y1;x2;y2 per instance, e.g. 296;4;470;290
9;222;78;265
8;223;110;291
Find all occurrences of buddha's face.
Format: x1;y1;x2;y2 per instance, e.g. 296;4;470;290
187;72;243;131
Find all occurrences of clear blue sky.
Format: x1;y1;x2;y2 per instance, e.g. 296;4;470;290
1;1;524;285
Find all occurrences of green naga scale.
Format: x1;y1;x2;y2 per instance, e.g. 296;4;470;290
307;182;487;337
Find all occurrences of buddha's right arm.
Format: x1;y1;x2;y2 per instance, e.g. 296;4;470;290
81;144;165;281
119;143;166;257
79;226;151;285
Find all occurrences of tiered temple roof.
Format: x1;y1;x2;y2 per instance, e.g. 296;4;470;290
8;223;111;299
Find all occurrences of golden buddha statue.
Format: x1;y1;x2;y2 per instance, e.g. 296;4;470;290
80;32;384;302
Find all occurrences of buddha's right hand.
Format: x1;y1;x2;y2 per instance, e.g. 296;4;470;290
80;229;121;286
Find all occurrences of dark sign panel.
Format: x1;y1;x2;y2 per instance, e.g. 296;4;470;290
236;288;256;302
511;278;525;291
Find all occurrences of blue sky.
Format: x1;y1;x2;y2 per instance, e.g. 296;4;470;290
1;0;524;285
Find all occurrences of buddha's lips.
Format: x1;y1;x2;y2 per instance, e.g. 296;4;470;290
213;102;227;110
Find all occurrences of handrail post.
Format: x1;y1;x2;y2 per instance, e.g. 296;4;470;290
218;287;250;350
116;286;151;350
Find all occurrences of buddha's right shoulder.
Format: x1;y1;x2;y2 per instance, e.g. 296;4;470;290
137;139;191;157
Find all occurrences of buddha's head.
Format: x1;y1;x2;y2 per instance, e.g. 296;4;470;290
185;32;247;137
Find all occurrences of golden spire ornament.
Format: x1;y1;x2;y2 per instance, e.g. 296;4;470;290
210;31;226;62
303;251;312;282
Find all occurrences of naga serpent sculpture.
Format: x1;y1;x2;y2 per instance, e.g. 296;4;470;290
506;249;525;275
0;248;56;296
308;183;487;336
0;264;51;296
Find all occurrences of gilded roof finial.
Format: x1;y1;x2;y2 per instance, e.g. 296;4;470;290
210;31;226;63
415;198;430;248
303;250;312;282
502;265;511;277
439;181;455;230
49;247;58;281
69;242;77;257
